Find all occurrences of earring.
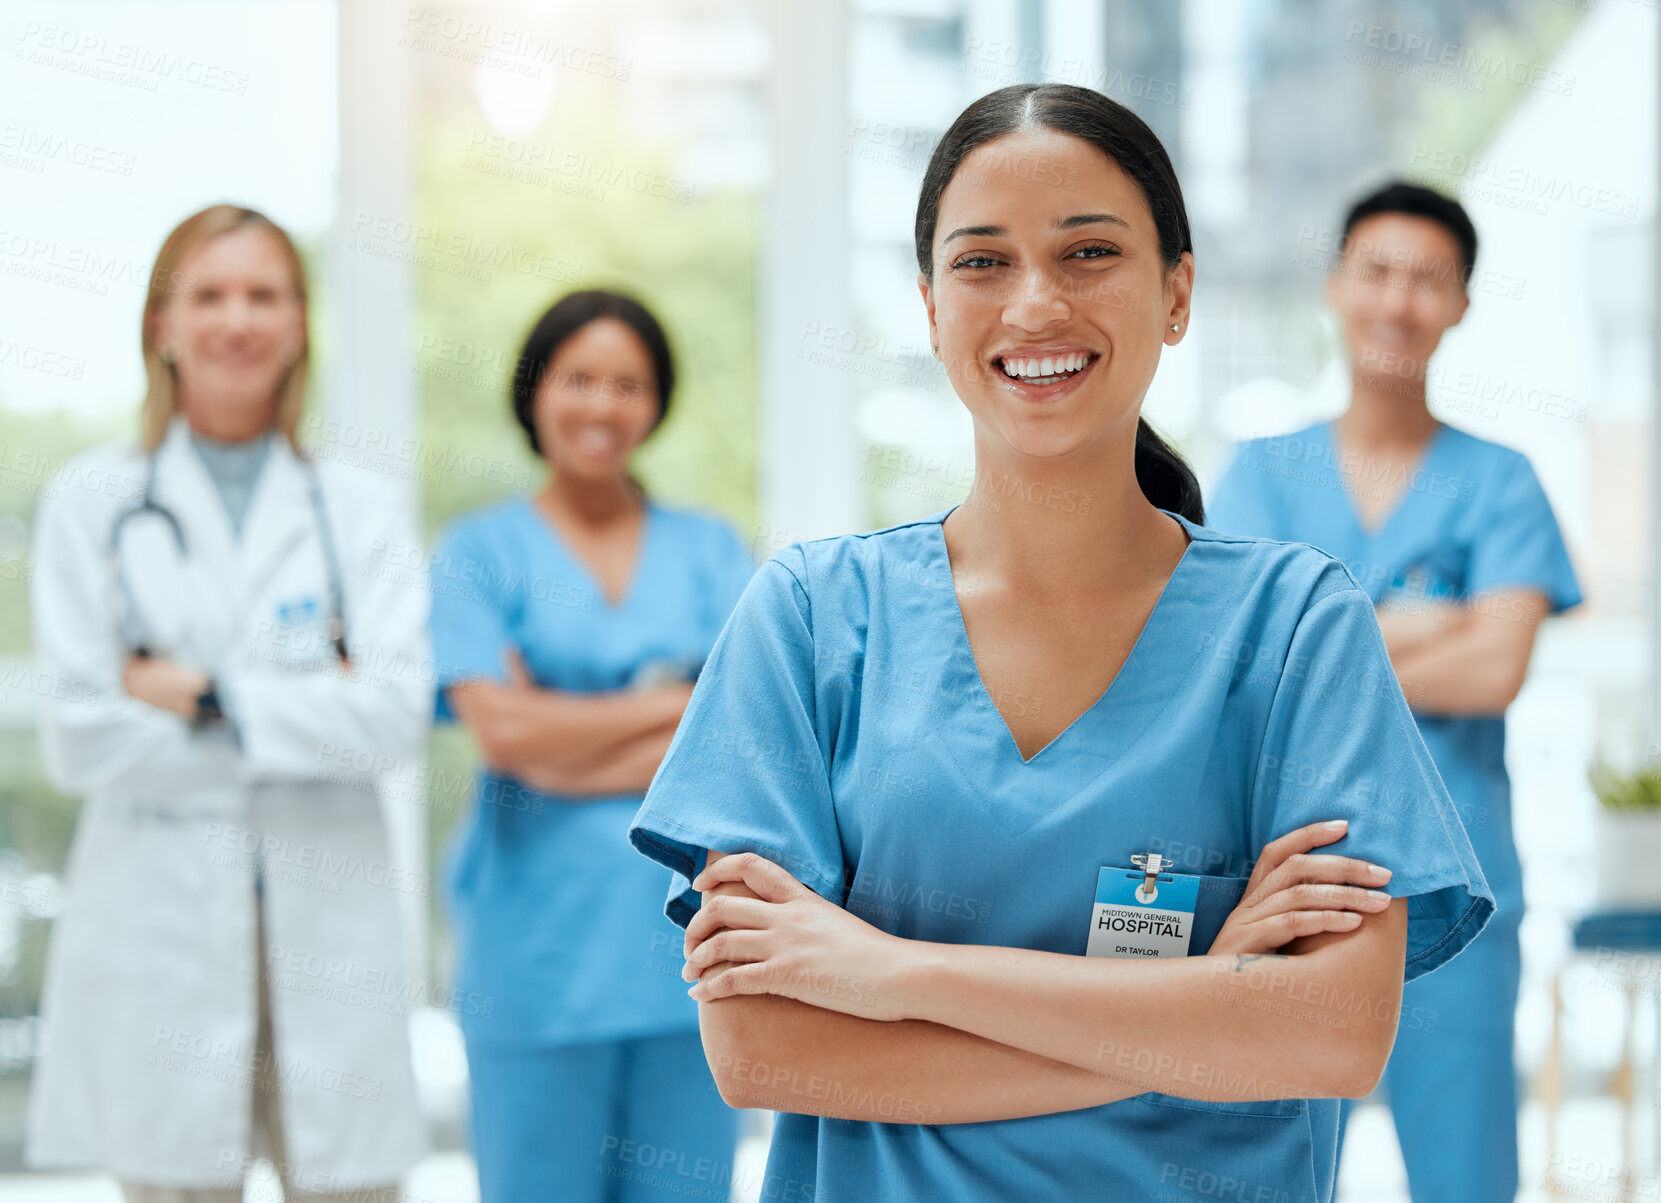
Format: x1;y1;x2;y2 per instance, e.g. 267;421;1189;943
1170;324;1179;333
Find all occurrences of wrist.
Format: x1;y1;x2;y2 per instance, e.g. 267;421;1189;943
887;937;952;1024
191;677;224;728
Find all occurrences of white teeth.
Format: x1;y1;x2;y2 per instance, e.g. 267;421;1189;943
999;353;1090;380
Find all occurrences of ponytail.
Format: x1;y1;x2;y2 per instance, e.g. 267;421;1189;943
1133;419;1205;524
917;86;1206;527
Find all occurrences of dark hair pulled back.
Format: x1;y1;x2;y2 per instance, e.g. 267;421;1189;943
915;84;1204;524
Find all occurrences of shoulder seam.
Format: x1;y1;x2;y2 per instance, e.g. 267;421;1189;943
1242;578;1369;838
765;554;813;631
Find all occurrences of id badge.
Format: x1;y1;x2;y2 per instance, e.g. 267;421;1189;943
1086;854;1199;959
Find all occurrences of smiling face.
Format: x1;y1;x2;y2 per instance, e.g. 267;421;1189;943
151;224;307;440
531;316;660;485
918;127;1192;462
1328;212;1469;385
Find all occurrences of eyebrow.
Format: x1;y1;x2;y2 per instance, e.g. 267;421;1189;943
943;213;1131;245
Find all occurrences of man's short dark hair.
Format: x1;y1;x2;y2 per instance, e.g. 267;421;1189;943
1341;180;1478;284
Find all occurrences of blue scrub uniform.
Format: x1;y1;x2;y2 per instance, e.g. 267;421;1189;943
430;495;756;1203
1208;419;1581;1203
627;505;1494;1203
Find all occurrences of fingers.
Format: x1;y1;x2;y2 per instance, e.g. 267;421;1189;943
1246;882;1393;923
690;852;811;906
681;928;770;978
1249;820;1351;886
682;893;774;953
1257;909;1365;944
502;647;532;688
1255;852;1392;901
689;961;769;1003
1216;905;1370;958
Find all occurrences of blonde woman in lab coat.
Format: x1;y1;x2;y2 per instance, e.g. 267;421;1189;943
24;205;431;1202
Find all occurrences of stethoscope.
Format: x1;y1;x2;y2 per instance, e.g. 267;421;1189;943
109;447;349;663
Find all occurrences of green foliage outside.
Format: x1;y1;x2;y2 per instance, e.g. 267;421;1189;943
1590;758;1661;812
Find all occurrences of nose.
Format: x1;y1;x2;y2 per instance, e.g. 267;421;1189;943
1376;272;1414;319
221;291;258;336
1001;263;1070;332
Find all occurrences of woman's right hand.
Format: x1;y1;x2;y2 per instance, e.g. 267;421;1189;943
1209;820;1394;958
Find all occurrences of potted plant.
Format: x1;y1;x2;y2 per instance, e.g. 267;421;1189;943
1589;757;1661;909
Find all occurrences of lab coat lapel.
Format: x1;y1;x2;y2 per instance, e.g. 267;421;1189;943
152;418;240;649
236;435;316;624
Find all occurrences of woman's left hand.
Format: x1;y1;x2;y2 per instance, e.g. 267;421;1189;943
122;655;209;719
683;852;909;1021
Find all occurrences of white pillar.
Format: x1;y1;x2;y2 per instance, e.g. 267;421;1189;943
760;0;861;548
329;0;426;986
1652;7;1661;747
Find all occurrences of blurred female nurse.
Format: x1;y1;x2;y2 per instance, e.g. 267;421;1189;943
430;290;754;1201
25;205;429;1201
1208;182;1581;1203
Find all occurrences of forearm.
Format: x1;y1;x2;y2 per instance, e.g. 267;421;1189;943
222;664;431;782
520;725;678;796
1379;593;1545;714
461;683;688;777
37;691;199;795
1389;636;1520;713
894;905;1406;1101
700;993;1146;1123
1374;601;1468;659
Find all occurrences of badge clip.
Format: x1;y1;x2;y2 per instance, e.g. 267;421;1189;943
1129;852;1166;904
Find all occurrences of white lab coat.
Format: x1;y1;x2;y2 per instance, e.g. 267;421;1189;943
24;416;432;1187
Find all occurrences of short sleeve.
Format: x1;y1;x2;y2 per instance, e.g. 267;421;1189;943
628;547;844;930
1467;454;1582;614
428;518;516;724
700;520;758;647
1249;583;1495;983
1206;442;1284;539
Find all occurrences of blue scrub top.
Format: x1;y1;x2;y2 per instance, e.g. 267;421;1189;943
430;495;756;1048
1208;420;1581;912
628;507;1493;1203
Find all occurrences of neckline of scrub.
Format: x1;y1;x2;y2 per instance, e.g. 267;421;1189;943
926;504;1201;768
1327;417;1452;541
519;494;656;612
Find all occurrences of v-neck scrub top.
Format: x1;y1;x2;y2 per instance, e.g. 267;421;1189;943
627;507;1494;1203
430;496;757;1047
1207;421;1581;913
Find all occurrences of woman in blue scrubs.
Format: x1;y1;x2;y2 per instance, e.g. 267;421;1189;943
1207;182;1581;1203
626;87;1494;1202
430;290;754;1201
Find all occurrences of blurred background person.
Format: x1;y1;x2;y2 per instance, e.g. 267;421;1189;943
1207;182;1582;1203
429;290;756;1202
24;205;433;1202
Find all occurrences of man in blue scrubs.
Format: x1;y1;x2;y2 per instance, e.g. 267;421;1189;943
1208;181;1582;1203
